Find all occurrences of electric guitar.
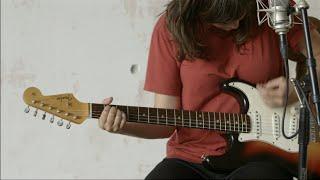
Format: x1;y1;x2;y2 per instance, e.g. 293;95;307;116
23;80;320;178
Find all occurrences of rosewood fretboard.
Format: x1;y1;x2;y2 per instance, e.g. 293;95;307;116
90;104;251;133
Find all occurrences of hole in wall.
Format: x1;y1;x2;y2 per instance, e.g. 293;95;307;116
130;64;140;74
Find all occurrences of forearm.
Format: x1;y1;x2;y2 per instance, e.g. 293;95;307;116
118;123;175;139
117;93;180;139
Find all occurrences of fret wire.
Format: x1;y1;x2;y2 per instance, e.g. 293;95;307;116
196;111;198;128
231;114;233;131
189;111;191;128
219;113;221;131
233;114;236;131
245;115;247;132
235;114;237;131
157;108;159;125
237;114;240;132
224;113;227;131
182;110;184;127
228;113;231;131
241;114;243;132
227;114;228;131
148;107;150;124
137;107;140;122
165;109;168;125
244;116;248;131
174;109;176;126
208;112;211;130
232;114;234;131
232;114;235;131
213;112;216;130
202;112;205;129
240;114;242;132
236;114;238;131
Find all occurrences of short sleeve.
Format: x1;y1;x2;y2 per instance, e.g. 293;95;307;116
144;15;182;96
287;21;304;52
287;17;316;53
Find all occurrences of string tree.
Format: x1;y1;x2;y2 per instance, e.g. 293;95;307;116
24;106;30;113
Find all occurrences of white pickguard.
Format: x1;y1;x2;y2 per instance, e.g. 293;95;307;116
229;82;300;152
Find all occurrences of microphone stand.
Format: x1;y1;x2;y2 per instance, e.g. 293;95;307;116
293;1;320;179
257;0;319;178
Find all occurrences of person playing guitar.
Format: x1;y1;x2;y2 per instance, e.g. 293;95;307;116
22;1;320;178
97;0;320;179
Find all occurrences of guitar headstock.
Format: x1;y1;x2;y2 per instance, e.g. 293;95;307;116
23;87;89;128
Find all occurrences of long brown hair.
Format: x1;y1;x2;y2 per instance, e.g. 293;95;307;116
165;0;258;61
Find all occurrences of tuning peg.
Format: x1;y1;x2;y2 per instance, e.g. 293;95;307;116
42;112;47;120
33;109;38;117
66;122;71;129
24;106;30;113
57;119;64;126
50;115;55;123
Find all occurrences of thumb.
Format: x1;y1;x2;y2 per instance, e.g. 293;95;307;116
102;97;113;105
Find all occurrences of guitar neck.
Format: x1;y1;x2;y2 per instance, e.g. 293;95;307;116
90;104;251;133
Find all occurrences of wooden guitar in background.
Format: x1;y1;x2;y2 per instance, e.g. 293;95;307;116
23;80;320;178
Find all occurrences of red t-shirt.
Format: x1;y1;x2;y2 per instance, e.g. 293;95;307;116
144;15;304;163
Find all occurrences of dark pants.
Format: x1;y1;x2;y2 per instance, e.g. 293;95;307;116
145;158;293;180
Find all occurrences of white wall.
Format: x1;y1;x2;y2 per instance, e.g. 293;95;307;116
1;0;319;179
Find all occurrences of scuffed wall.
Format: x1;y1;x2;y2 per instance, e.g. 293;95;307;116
1;0;319;179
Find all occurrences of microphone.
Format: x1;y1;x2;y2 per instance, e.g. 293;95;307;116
256;0;293;68
257;0;295;139
256;0;294;35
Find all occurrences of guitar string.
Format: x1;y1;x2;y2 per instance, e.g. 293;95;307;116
89;110;283;127
39;106;296;132
94;112;283;129
62;109;292;127
88;112;295;136
91;114;295;136
42;108;293;130
41;111;294;136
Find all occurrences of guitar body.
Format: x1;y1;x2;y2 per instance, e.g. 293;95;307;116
207;138;320;178
204;80;320;178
